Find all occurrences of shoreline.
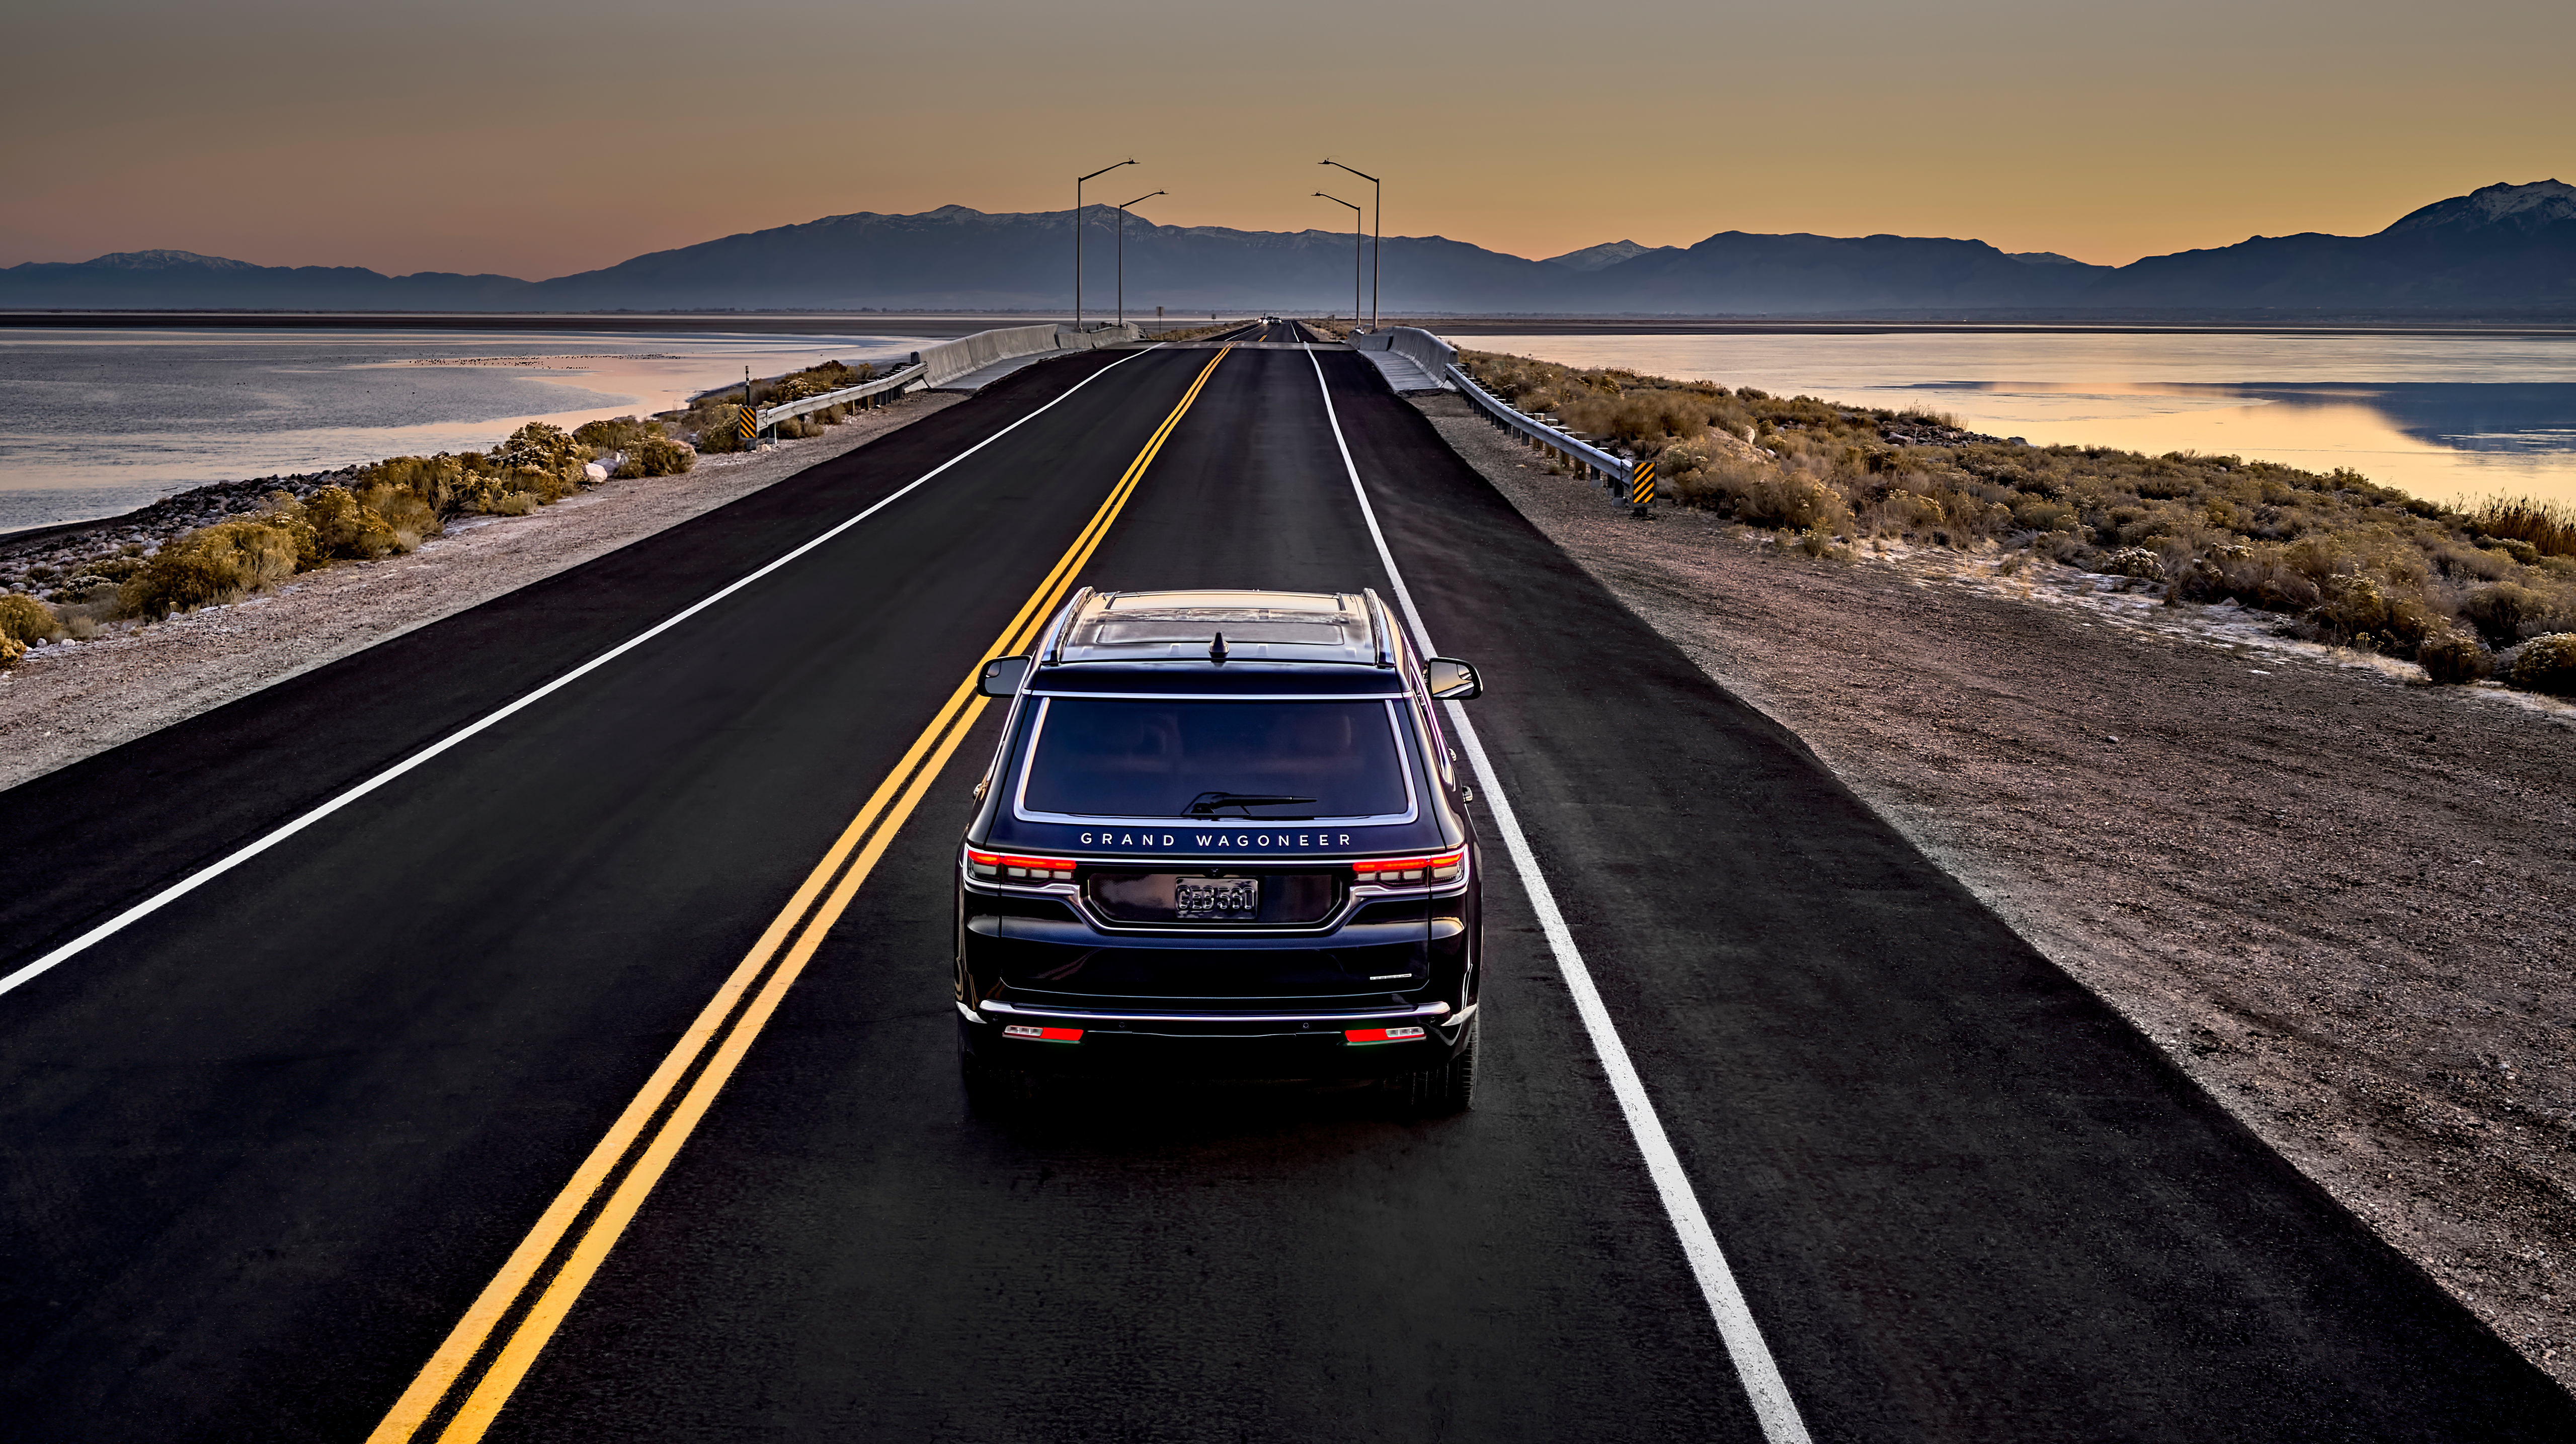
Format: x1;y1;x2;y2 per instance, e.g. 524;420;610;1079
1414;389;2576;1388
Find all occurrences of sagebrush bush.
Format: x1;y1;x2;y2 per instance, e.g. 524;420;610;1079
2416;630;2494;684
574;415;659;452
618;436;695;478
2508;633;2576;696
491;423;587;479
0;592;59;644
2461;582;2542;644
301;486;399;560
0;633;23;670
121;518;300;618
689;407;750;454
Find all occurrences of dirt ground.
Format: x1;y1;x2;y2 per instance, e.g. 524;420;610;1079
0;391;961;793
1415;392;2576;1386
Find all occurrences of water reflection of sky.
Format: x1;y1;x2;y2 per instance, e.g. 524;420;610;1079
1471;332;2576;508
0;328;932;533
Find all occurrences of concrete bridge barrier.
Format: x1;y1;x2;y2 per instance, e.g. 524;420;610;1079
916;322;1143;389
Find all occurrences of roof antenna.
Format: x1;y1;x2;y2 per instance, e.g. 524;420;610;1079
1209;632;1229;663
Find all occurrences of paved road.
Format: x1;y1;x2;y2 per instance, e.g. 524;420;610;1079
4;320;2566;1441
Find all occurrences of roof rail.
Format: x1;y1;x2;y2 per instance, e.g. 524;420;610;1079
1361;588;1395;668
1039;586;1094;666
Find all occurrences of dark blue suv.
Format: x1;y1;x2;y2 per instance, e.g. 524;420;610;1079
955;588;1484;1113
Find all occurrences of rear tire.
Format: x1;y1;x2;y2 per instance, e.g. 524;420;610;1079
1388;1020;1478;1116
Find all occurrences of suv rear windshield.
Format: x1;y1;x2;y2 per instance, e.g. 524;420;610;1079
1018;699;1410;821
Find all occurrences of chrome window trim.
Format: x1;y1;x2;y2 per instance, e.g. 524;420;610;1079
1010;697;1420;828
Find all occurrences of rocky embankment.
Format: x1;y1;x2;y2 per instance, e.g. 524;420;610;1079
2;471;360;596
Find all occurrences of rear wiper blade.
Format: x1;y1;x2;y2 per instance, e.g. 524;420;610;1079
1186;791;1318;817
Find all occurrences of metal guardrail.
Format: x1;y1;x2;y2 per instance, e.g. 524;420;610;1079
1444;362;1636;488
755;362;928;429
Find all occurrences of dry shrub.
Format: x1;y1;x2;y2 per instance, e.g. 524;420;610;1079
1863;489;1947;535
300;486;401;560
121;518;300;619
2099;547;2166;580
2308;574;2439;654
0;592;60;644
689;407;751;454
578;416;698;478
0;633;23;670
574;415;658;452
492;422;589;479
2175;545;2320;612
2012;496;2079;532
2461;582;2542;645
2508;633;2576;696
2416;630;2494;685
1705;465;1852;532
617;437;695;478
358;483;437;549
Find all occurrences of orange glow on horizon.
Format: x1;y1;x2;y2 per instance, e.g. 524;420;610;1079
8;0;2567;279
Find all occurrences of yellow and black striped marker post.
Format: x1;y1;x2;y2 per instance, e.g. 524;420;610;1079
1629;460;1656;516
737;405;757;445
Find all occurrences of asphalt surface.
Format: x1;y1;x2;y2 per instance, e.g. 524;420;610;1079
4;320;2568;1441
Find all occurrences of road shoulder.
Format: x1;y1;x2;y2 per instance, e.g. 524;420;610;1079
1412;389;2576;1392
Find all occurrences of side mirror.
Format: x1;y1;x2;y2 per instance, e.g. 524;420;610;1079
978;655;1031;698
1424;657;1482;700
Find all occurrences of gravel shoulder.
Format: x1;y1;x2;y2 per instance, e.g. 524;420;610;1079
1415;391;2576;1387
0;391;962;793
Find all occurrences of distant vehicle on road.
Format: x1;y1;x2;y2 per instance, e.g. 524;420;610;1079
956;588;1484;1114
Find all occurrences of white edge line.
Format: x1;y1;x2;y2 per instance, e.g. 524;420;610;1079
1302;343;1814;1444
0;344;1168;1001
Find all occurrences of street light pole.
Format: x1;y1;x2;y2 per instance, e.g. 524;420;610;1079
1315;192;1361;336
1321;159;1381;332
1074;159;1135;331
1114;190;1163;329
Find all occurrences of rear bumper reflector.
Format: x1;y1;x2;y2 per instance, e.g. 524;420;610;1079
1003;1025;1084;1043
1344;1026;1427;1045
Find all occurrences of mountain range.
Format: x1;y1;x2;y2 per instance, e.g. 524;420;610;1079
5;181;2569;316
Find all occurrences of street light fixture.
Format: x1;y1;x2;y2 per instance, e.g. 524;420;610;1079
1320;158;1380;332
1075;159;1135;331
1114;190;1163;329
1314;192;1362;336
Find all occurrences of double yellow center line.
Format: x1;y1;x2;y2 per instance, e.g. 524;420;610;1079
369;344;1234;1443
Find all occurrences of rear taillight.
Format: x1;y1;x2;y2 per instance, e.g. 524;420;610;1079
1350;848;1465;886
964;847;1076;883
1345;1026;1427;1045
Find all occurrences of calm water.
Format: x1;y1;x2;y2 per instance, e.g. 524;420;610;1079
0;328;933;533
1469;330;2576;509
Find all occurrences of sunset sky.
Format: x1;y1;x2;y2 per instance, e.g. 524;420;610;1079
6;0;2568;279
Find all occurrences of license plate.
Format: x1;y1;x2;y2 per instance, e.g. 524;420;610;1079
1175;877;1259;920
